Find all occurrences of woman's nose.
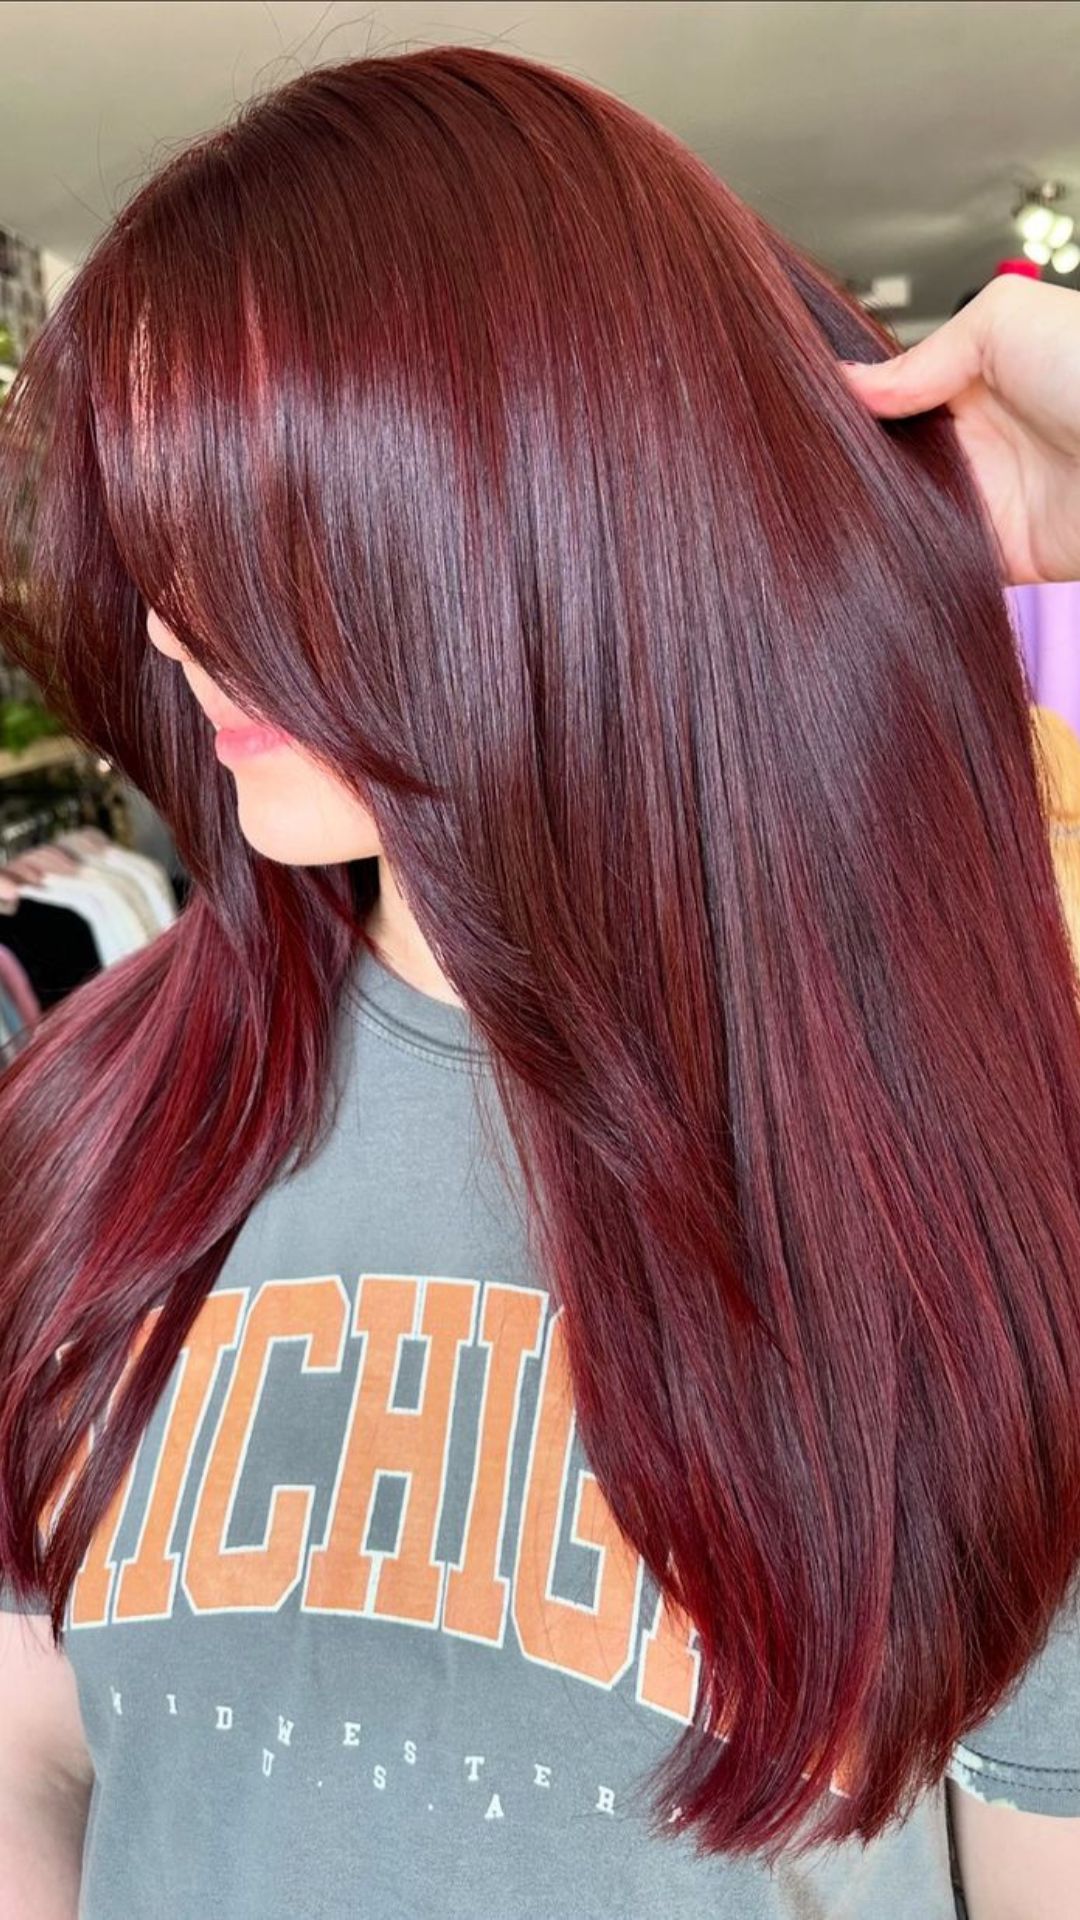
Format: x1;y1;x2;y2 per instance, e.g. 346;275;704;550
146;607;188;663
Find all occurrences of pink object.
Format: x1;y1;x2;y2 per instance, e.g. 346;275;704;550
0;942;40;1028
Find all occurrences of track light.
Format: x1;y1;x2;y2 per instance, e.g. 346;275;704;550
1018;203;1055;244
1013;184;1079;277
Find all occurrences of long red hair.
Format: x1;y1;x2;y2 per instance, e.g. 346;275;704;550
1;44;1079;1863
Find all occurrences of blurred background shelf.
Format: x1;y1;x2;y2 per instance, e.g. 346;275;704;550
0;735;98;780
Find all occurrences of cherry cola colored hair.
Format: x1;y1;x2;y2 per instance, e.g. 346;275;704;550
2;44;1080;1864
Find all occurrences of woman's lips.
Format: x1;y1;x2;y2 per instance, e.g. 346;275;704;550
213;723;291;765
191;683;292;764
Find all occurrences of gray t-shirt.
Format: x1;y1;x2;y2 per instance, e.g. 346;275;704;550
4;944;1080;1918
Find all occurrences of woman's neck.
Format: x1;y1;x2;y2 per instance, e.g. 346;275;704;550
367;856;464;1008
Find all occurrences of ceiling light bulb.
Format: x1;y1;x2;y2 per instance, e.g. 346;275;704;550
1048;214;1075;250
1052;241;1080;274
1023;238;1052;265
1018;203;1055;243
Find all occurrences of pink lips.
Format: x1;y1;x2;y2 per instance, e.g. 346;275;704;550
213;723;290;765
193;681;292;765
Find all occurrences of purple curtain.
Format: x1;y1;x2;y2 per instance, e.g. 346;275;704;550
1008;583;1080;735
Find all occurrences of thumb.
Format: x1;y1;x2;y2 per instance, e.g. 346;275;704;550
842;308;986;418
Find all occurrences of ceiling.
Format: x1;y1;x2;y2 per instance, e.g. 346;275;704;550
3;0;1080;328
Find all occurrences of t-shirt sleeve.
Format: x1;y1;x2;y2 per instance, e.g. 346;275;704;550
947;1594;1080;1817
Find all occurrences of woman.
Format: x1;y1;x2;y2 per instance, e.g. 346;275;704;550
0;43;1079;1920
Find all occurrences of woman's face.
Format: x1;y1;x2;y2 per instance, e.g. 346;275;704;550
145;609;381;865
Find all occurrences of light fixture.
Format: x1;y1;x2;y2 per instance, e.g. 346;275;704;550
1013;184;1079;277
1018;202;1055;244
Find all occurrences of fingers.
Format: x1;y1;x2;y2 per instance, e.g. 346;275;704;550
841;281;1005;417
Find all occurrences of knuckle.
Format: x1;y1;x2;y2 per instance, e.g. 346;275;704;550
982;274;1035;311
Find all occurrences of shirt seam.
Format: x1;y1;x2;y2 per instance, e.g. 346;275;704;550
949;1744;1080;1784
351;1000;490;1076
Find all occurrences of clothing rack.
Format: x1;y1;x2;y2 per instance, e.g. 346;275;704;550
0;790;85;866
0;736;177;1032
0;737;134;856
0;735;107;782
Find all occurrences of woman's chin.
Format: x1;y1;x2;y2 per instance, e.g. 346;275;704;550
230;774;381;867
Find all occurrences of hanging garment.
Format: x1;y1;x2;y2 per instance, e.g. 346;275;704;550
96;843;177;928
0;976;26;1053
89;848;175;932
19;875;146;965
70;861;161;943
0;941;40;1028
3;943;1072;1920
56;834;177;934
0;896;101;1006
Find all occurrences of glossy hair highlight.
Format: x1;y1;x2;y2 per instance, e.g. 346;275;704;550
2;43;1080;1864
